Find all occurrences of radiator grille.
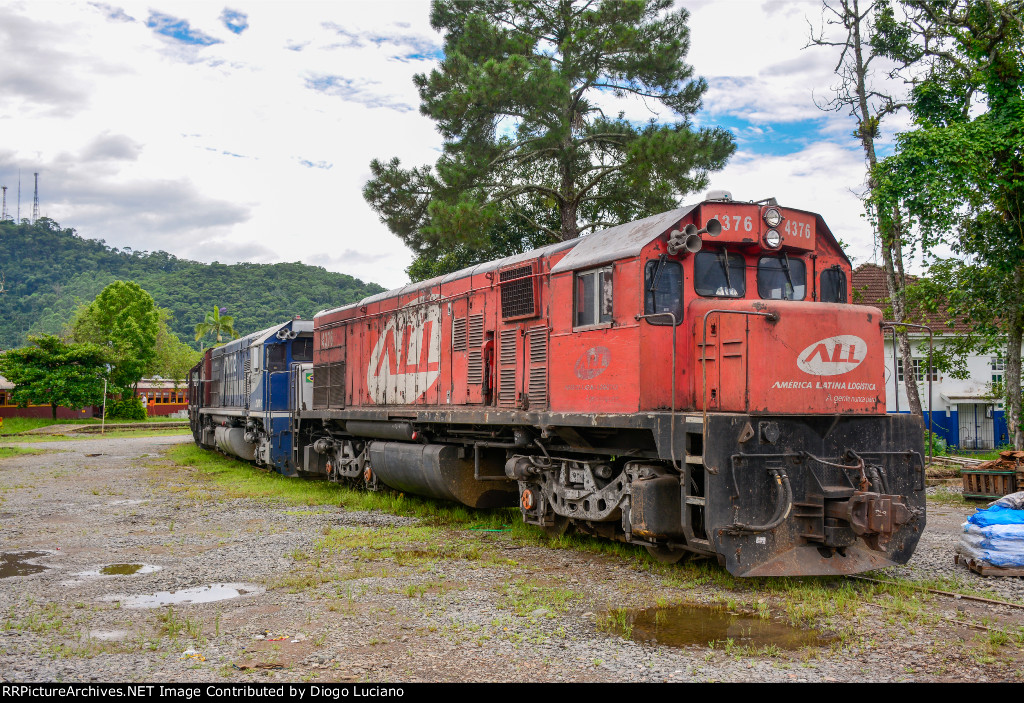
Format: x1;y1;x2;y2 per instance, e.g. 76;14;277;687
499;264;537;319
329;362;346;408
314;363;346;409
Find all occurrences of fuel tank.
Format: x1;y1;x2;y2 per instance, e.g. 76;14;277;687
367;442;517;508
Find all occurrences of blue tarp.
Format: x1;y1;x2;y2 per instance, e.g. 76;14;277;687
960;500;1024;568
967;504;1024;528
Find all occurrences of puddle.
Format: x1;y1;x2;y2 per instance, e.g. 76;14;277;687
612;604;827;650
101;563;149;576
79;563;162;577
0;551;53;578
106;583;263;609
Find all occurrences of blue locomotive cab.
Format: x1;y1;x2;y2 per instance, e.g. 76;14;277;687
248;319;313;475
203;318;313;476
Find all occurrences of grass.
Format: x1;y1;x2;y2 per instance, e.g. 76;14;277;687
0;415;183;435
6;427;189;443
0;446;44;459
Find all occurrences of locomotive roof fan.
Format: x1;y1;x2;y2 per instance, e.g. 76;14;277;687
667;217;722;256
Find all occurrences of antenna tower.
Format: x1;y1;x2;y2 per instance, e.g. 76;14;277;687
32;173;39;223
1;186;7;221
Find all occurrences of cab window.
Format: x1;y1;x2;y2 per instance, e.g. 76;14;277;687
820;266;847;303
644;258;683;324
575;266;613;327
292;337;313;362
694;250;745;298
757;255;806;300
267;344;287;372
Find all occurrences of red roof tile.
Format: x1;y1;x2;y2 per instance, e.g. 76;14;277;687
852;263;970;335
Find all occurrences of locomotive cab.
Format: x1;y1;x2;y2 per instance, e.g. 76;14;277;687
188;318;314;475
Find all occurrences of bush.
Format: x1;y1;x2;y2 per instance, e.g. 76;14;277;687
924;429;947;456
106;397;147;421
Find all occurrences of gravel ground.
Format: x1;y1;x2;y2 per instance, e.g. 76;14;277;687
1;434;1023;683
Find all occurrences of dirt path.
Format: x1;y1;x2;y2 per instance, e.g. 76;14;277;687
1;434;1022;683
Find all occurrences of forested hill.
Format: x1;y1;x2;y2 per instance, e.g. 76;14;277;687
0;218;387;350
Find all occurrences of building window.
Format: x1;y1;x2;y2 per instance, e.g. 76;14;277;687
896;358;938;383
643;258;683;325
991;355;1005;396
574;266;613;327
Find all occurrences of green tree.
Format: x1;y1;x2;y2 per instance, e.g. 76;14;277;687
71;281;160;395
150;308;202;382
364;0;735;275
809;0;923;416
194;305;239;347
874;0;1024;444
0;335;109;419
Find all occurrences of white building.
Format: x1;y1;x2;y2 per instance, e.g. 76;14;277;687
854;264;1006;449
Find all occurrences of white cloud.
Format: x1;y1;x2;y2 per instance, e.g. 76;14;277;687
0;0;922;294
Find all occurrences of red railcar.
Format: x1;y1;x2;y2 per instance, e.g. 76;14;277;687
191;194;925;576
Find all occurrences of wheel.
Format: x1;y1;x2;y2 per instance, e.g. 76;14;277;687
645;544;691;564
542;515;573;539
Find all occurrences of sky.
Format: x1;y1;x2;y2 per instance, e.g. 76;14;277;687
0;0;917;290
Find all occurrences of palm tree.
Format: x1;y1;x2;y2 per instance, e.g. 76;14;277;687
194;306;239;347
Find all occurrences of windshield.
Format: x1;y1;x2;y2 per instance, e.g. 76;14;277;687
757;255;806;300
694;250;745;298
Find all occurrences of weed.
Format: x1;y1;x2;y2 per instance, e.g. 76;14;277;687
598;609;632;640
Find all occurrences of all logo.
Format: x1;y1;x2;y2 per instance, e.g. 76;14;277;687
575;346;611;380
797;335;867;376
366;296;442;404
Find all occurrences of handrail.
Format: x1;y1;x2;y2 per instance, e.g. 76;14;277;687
635;312;679;470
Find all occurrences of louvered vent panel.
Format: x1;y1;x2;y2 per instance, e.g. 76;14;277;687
528;367;547;407
467;314;484;348
499;368;517;406
467;350;483;385
527;326;548;408
452;317;467;352
499;264;537;319
500;329;518;366
528;327;547;364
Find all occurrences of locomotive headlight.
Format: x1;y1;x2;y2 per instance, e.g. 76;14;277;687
763;229;782;249
763;207;783;228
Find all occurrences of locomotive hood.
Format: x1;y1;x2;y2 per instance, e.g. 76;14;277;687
691;299;886;415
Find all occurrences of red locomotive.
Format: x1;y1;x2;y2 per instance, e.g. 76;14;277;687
190;193;926;576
